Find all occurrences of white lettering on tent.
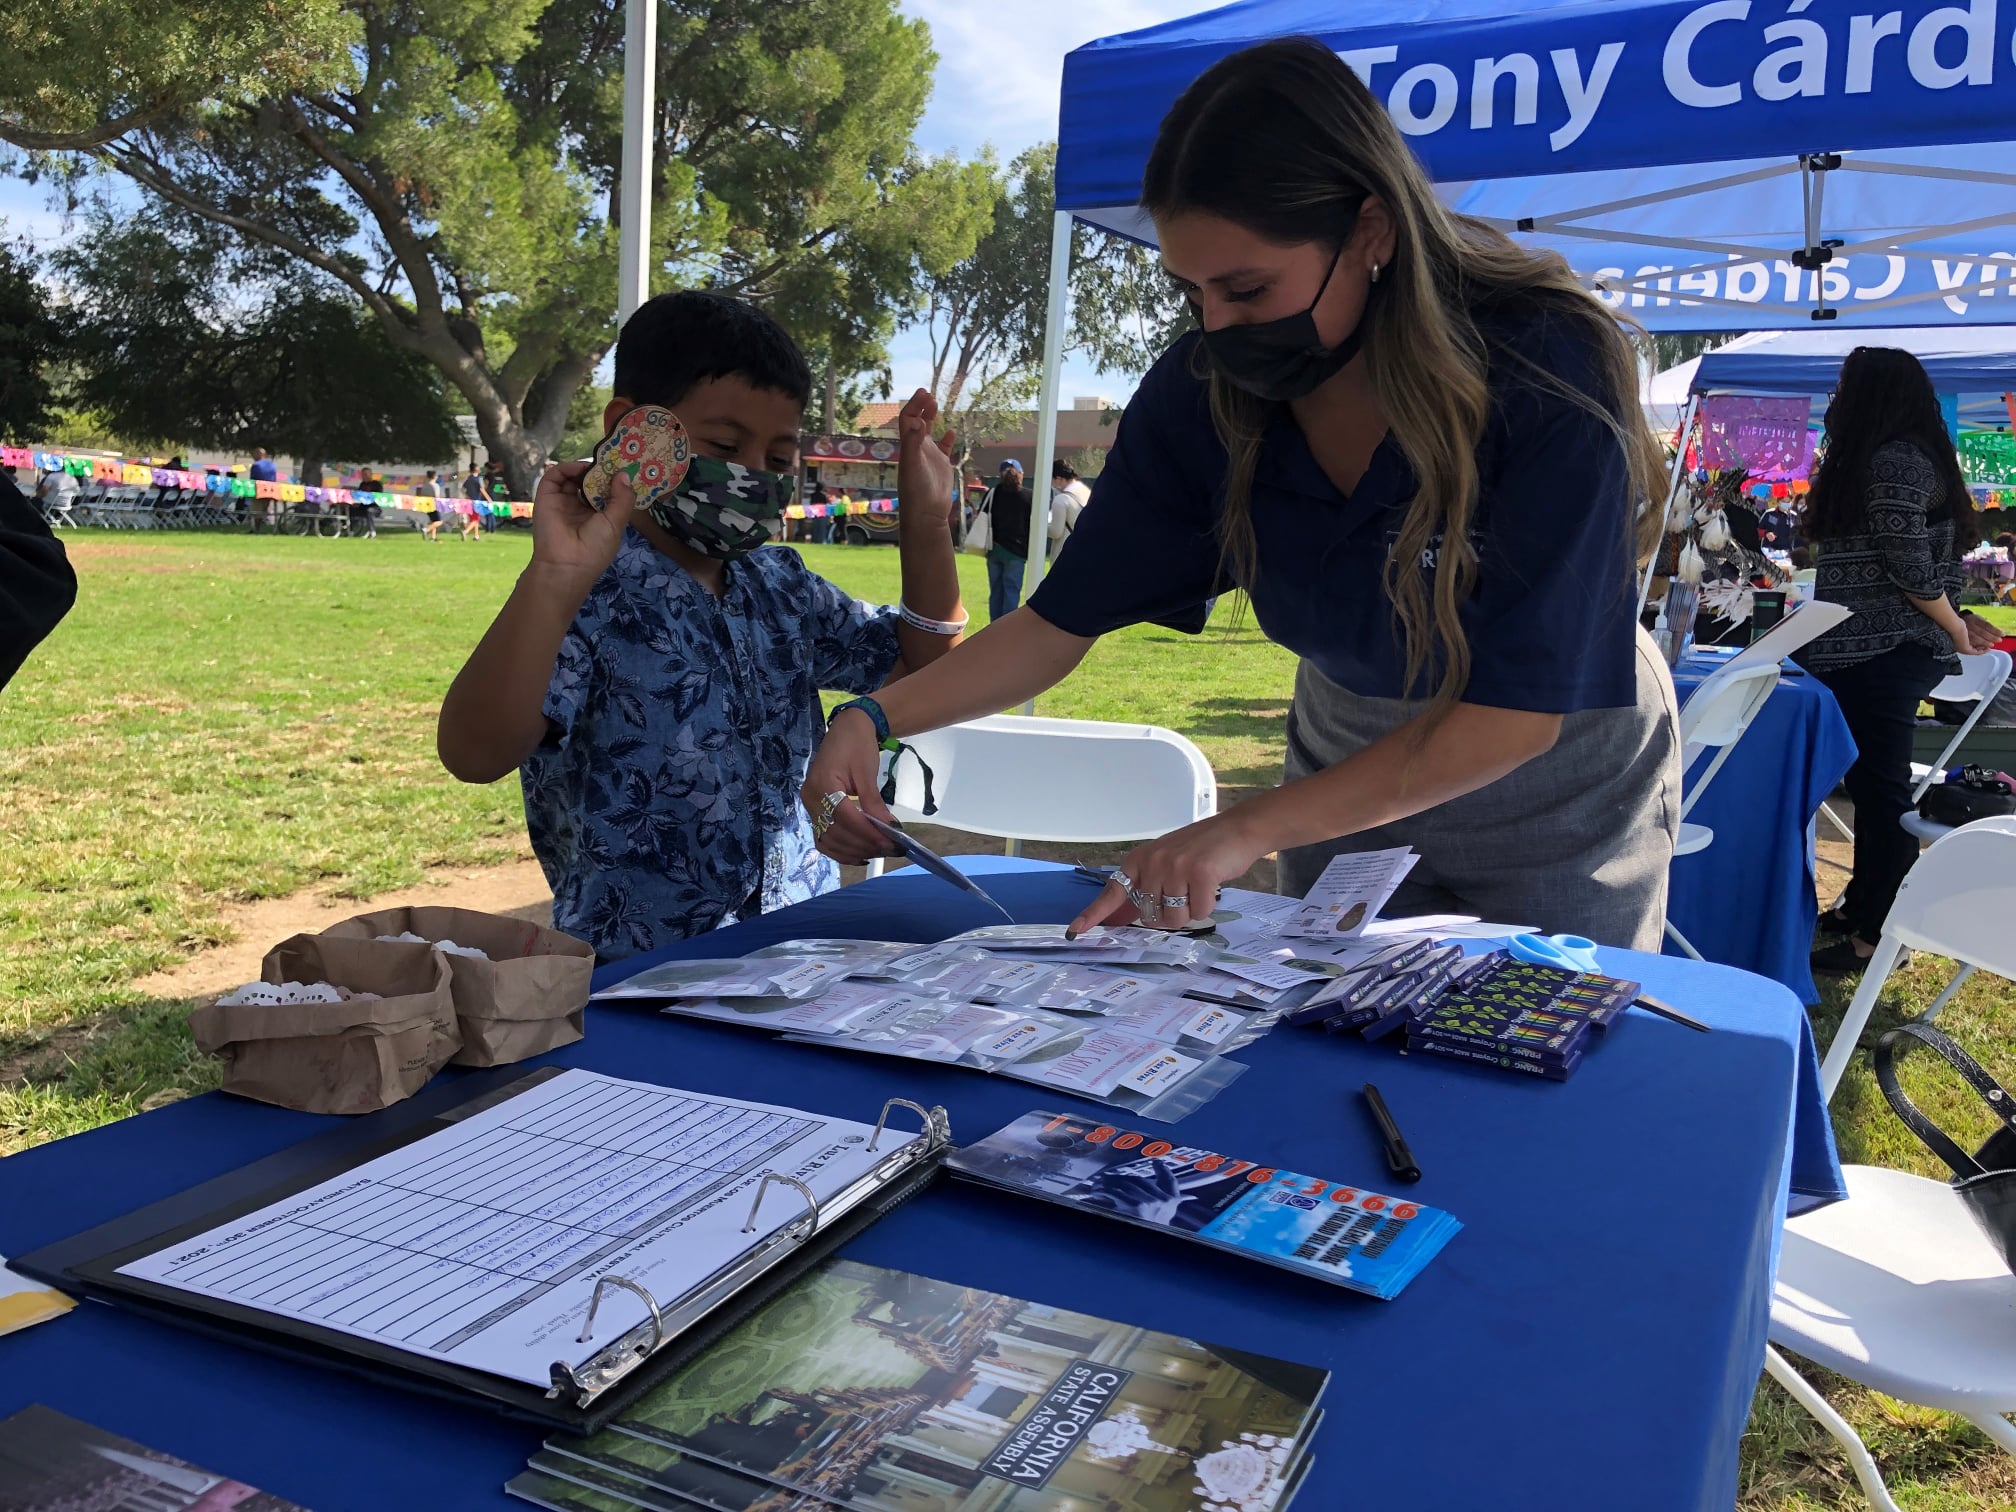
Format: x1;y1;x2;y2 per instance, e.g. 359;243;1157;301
1728;260;1772;302
1391;62;1460;134
1908;0;1997;87
1591;268;1626;307
1846;11;1905;92
1983;250;2016;297
1676;267;1718;303
1665;0;1752;107
1935;259;1978;312
1755;18;1828;99
1471;54;1540;128
1549;44;1624;149
1819;262;1851;302
1632;265;1676;306
1852;255;1907;300
1774;260;1809;302
1338;46;1398;86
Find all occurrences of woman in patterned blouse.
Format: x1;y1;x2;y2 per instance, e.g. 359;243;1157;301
1796;346;1998;975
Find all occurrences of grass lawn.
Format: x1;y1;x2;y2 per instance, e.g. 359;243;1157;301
3;529;2014;1507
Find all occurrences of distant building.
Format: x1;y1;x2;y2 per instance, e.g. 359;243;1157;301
849;397;1123;485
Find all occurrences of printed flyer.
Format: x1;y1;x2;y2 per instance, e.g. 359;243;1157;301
946;1112;1462;1300
607;1259;1325;1512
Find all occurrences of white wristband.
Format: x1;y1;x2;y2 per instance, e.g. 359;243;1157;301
899;601;970;636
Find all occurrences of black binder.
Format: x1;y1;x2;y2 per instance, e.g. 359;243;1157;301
13;1066;948;1433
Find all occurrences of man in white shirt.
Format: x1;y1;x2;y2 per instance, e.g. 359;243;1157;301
1047;459;1090;552
34;465;79;523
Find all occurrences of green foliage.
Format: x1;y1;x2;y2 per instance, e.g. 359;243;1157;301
1070;230;1190;381
0;0;355;151
57;212;463;467
0;239;62;437
5;0;987;495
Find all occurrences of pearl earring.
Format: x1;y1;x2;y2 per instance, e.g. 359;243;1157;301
1370;262;1382;284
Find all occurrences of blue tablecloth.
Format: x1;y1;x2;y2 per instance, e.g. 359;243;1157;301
1669;656;1857;1004
0;860;1844;1512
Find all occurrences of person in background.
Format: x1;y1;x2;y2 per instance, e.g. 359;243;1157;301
1048;459;1089;555
1787;545;1817;592
1;465;76;689
354;467;384;539
985;459;1030;622
808;481;835;545
481;461;508;532
420;468;447;541
461;464;490;541
247;447;277;484
1798;346;1998;975
437;291;966;962
34;462;78;525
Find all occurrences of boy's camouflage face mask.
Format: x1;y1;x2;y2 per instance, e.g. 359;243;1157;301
645;456;796;560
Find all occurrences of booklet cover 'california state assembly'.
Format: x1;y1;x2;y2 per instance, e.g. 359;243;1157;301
603;1258;1326;1512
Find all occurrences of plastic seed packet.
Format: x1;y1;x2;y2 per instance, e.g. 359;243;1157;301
745;939;928;975
594;956;853;1001
1097;994;1262;1054
946;924;1216;967
655;985;950;1035
786;999;1078;1071
893;955;1065;1003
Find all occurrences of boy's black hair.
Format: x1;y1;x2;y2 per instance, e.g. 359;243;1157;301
614;291;812;410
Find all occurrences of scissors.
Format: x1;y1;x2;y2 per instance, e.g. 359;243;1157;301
1505;933;1601;972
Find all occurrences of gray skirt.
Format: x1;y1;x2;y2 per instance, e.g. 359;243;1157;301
1276;625;1682;950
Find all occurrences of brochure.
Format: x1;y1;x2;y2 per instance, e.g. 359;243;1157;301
0;1404;310;1512
539;1432;826;1512
1281;848;1419;940
608;1258;1327;1512
0;1258;72;1338
508;1466;693;1512
946;1111;1462;1301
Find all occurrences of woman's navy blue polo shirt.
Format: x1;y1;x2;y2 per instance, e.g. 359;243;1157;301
1028;306;1640;714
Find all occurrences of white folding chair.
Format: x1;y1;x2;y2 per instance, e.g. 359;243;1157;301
864;714;1217;878
1772;818;2016;1512
1896;650;2014;848
1666;661;1782;960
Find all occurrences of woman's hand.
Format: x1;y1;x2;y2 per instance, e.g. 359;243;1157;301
801;707;898;865
529;463;635;586
1069;812;1271;936
1962;610;2003;655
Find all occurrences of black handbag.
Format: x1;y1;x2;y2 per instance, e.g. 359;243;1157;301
1917;765;2016;828
1875;1024;2016;1275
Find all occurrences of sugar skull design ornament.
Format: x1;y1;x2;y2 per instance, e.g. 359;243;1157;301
584;403;795;560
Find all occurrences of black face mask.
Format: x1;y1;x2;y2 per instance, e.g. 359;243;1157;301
1200;244;1366;403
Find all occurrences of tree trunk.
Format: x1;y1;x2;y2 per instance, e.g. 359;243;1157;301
821;365;837;433
301;457;324;488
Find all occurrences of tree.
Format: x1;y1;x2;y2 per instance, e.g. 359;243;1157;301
1651;331;1737;371
6;0;991;495
58;214;462;479
0;0;353;151
0;240;62;439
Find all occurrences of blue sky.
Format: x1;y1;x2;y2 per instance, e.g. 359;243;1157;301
2;0;1200;409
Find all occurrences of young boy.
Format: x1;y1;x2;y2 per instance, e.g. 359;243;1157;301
438;291;964;961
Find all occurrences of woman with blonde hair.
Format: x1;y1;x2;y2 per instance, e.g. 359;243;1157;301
803;37;1679;946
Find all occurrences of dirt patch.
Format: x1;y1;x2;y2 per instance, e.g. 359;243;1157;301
132;858;556;1003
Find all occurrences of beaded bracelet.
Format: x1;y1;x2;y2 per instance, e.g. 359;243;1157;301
898;600;970;636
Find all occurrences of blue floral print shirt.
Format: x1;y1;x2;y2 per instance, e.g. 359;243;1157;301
522;528;900;960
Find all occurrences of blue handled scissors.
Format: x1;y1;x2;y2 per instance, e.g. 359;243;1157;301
1506;933;1601;972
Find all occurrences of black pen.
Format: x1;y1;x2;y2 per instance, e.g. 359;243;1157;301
1361;1082;1421;1184
1635;993;1712;1033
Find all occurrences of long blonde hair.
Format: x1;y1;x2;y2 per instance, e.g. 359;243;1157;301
1142;38;1663;718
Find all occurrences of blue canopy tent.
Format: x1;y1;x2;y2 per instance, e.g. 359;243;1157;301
1690;323;2016;398
1022;0;2016;598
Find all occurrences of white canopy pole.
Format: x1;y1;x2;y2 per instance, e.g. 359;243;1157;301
1018;209;1075;717
1639;392;1700;621
616;0;657;324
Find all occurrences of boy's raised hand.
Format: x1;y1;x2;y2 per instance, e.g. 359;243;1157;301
531;461;635;584
896;389;956;526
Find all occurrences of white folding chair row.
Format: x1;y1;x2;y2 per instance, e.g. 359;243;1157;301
1664;661;1782;961
1774;818;2016;1511
864;713;1217;878
1827;650;2014;845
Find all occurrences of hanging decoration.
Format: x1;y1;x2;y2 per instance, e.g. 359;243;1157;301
1696;395;1816;481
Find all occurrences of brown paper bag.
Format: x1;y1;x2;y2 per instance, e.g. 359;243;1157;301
320;906;593;1067
188;935;461;1114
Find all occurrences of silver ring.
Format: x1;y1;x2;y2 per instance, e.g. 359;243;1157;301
1160;894;1189;909
1112;870;1135;892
